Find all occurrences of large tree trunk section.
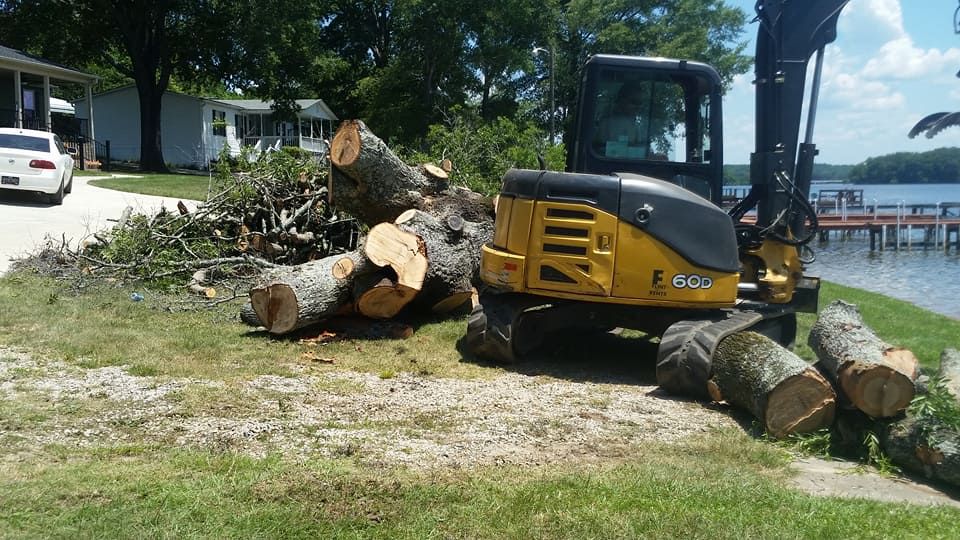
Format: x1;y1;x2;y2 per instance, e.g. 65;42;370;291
330;120;441;224
709;331;836;438
393;209;492;312
883;415;960;488
939;348;960;401
248;251;371;334
807;300;919;418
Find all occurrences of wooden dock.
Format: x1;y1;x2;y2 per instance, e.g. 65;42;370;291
737;200;960;252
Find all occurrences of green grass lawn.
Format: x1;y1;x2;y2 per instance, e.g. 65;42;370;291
2;272;960;537
87;172;213;201
3;433;958;539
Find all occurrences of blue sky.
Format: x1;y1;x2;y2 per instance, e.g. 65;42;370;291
723;0;960;164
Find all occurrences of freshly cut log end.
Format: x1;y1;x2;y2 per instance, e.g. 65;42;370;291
331;256;356;279
355;276;416;319
421;163;449;180
250;283;298;334
364;222;428;291
331;119;363;168
711;331;836;438
765;371;836;438
838;361;916;418
808;300;919;418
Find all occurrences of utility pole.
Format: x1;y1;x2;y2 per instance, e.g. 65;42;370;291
533;45;555;143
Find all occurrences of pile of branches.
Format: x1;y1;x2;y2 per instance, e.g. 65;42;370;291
44;151;360;297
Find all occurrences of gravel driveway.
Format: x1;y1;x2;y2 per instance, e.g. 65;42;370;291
0;174;197;274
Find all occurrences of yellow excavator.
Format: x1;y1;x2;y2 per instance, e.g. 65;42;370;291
465;0;849;398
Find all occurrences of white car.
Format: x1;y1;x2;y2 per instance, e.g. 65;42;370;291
0;127;75;205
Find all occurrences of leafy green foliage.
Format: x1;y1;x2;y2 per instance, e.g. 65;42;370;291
408;111;565;195
909;376;960;447
863;431;899;475
848;147;960;184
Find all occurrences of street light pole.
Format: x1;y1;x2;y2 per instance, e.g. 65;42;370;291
533;45;555;143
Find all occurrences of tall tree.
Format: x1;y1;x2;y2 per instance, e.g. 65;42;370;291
2;0;227;171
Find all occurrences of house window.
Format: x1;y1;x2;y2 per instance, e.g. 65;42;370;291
212;110;226;136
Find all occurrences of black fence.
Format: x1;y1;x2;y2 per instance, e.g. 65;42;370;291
0;110;109;171
62;135;111;172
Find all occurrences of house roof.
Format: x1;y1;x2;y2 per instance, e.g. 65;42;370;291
208;98;338;121
0;44;98;84
77;85;338;121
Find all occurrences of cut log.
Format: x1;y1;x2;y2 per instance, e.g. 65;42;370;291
247;250;370;334
354;273;417;319
808;300;919;418
421;163;449;180
187;270;216;298
330;120;441;224
364;223;428;291
710;331;836;438
939;348;960;401
393;209;493;311
883;415;960;488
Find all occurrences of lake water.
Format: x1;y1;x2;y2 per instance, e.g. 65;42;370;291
798;183;960;319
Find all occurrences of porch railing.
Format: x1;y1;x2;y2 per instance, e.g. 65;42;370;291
242;135;328;154
0;108;47;131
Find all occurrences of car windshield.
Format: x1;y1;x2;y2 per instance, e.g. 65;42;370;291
0;134;50;152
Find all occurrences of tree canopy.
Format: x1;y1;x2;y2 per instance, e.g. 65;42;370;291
848;148;960;184
0;0;752;169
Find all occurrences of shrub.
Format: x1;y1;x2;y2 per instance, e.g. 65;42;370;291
409;110;566;195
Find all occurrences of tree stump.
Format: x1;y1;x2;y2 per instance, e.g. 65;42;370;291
808;300;919;418
710;331;836;438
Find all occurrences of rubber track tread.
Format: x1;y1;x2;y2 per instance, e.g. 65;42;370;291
656;311;764;399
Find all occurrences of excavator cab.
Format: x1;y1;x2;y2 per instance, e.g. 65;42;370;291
568;56;725;205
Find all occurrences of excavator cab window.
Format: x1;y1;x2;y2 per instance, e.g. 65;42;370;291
569;56;724;205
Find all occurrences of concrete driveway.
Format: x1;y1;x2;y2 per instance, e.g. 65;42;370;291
0;174;199;275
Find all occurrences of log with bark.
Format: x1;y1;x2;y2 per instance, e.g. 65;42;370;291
330;120;494;224
708;331;836;438
882;415;960;487
246;251;371;334
808;300;919;418
939;348;960;400
878;347;960;488
241;120;495;333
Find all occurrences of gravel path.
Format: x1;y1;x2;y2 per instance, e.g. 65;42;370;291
0;346;736;468
4;346;958;507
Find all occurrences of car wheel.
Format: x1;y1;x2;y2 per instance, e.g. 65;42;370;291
48;177;64;205
64;172;73;194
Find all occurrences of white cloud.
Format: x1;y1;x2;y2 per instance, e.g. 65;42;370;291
825;73;905;110
839;0;904;41
863;37;960;79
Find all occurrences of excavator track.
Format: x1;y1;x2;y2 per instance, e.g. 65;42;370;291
465;293;547;363
655;311;766;399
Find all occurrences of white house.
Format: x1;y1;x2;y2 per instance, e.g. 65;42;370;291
74;86;338;168
1;44;97;137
